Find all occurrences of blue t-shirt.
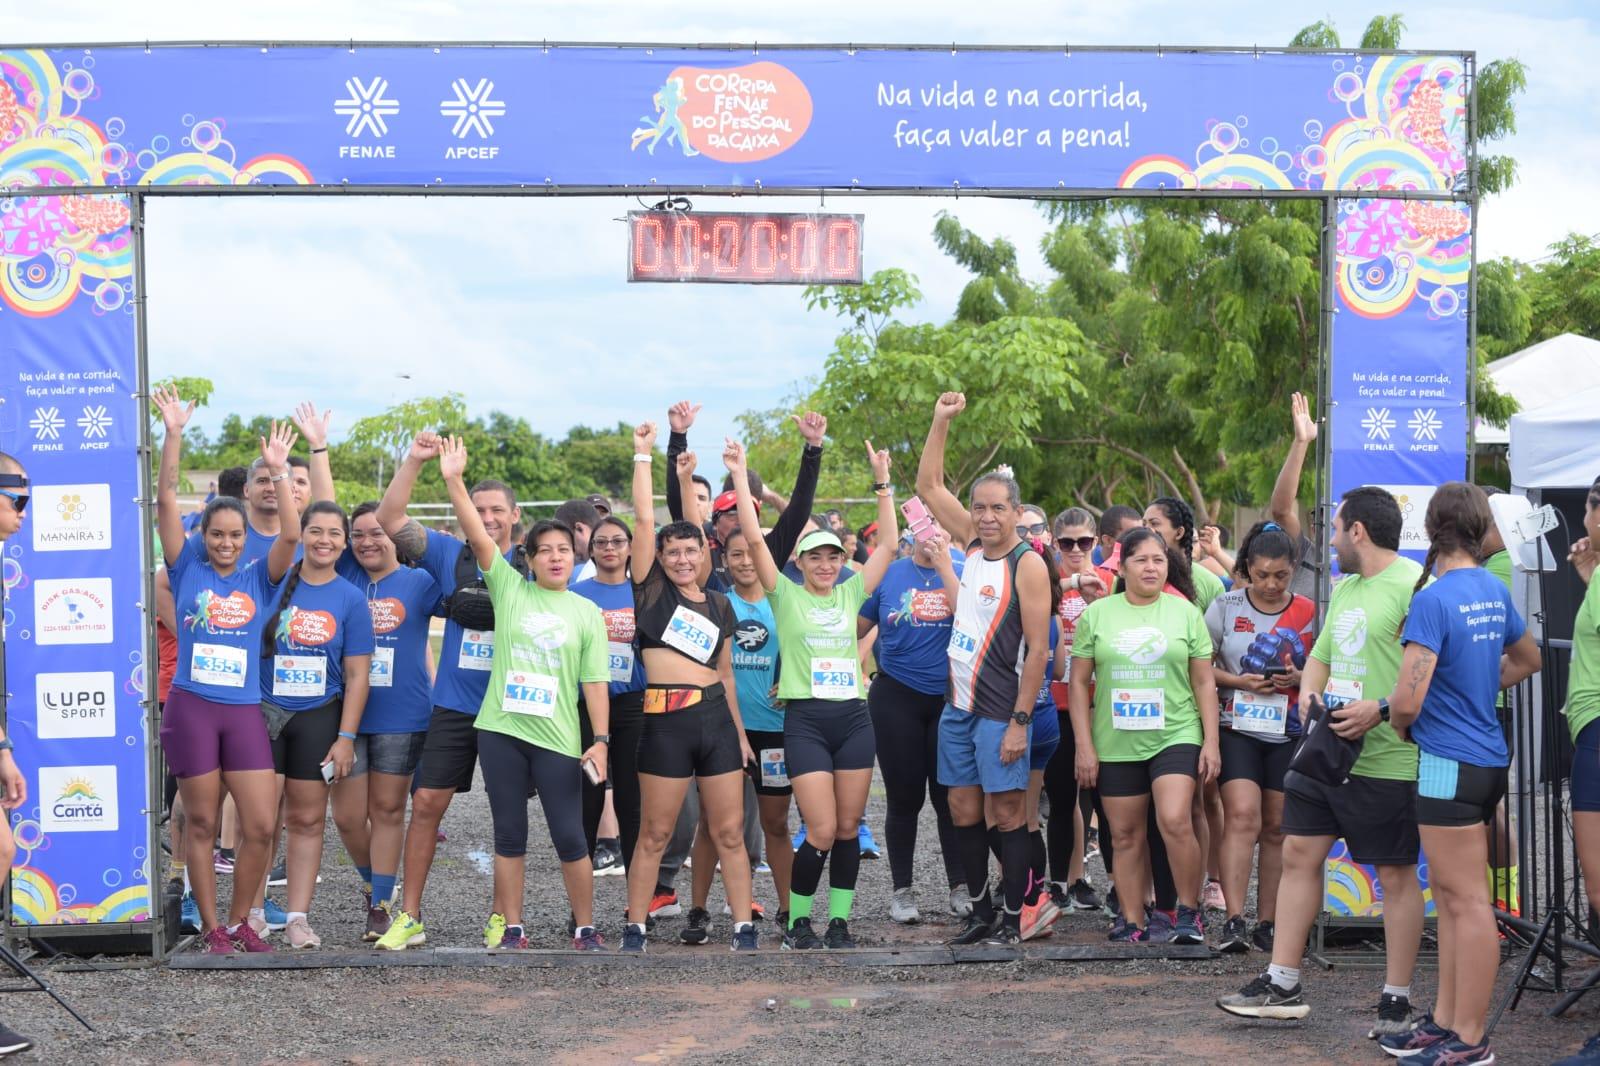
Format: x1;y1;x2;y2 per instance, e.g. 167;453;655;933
730;592;782;732
859;557;960;697
571;576;647;697
337;555;443;734
168;537;284;705
1402;567;1526;768
263;573;376;713
417;529;521;716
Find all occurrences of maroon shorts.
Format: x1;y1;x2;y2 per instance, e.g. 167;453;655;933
160;688;274;778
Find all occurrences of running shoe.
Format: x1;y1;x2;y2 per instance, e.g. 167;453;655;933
890;887;921;925
1554;1033;1600;1066
1218;915;1250;954
1145;908;1176;944
680;906;713;945
858;822;881;860
375;910;426;951
592;841;624;877
213;849;235;875
262;898;289;931
648;889;681;919
1369;993;1414;1038
268;859;286;886
1173;904;1204;945
755;861;771;875
985;923;1023;946
285;915;322;950
228;921;274;953
1202;878;1227;913
721;900;767;920
180;893;201;934
620;924;648;954
1020;893;1059;941
823;918;856;949
732;924;759;952
1103;886;1121;919
1410;1037;1494;1065
949;885;973;919
782;917;825;950
483;912;507;949
364;902;392;943
774;910;789;931
1107;921;1145;943
247;912;271;939
1251;920;1276;953
436;829;447;843
1066;878;1102;911
946;912;999;946
498;927;530;950
0;1022;34;1058
1217;974;1309;1020
199;926;235;955
573;928;607;952
1378;1014;1451;1058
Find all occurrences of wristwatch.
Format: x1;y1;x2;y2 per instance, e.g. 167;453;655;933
1377;699;1391;723
1010;710;1033;726
0;739;13;753
593;734;611;745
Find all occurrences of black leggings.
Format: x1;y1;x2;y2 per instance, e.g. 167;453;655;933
1042;710;1078;884
478;729;588;862
579;692;645;868
867;671;962;892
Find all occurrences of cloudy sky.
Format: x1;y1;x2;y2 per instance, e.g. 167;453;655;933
9;2;1593;473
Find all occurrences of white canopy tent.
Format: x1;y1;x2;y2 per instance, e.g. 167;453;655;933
1509;383;1600;491
1478;333;1600;446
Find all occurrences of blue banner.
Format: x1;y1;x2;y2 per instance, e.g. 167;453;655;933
1;46;1468;194
0;192;150;925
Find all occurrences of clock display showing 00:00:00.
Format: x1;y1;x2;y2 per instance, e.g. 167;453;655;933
627;211;863;284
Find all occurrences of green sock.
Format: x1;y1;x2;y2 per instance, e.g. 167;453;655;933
829;887;855;922
788;891;813;928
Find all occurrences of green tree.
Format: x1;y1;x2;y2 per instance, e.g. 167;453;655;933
1523;234;1600;342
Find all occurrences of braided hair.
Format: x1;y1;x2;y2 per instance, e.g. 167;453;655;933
1412;482;1492;600
261;500;349;655
1148;497;1197;561
1113;526;1197;604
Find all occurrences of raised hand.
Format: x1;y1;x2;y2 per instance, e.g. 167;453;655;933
408;431;442;464
292;401;332;451
152;385;196;434
934;391;966;422
791;411;827;448
1197;525;1220;560
259;420;298;470
634;420;658;454
1571;536;1597;584
1291;391;1318;444
865;439;891;483
677;450;697;478
667;401;701;435
438;434;468;481
723;438;747;475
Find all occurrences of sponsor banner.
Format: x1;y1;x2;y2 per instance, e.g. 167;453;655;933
2;46;1467;194
0;191;150;926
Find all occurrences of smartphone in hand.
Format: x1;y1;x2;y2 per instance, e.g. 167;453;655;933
901;497;936;542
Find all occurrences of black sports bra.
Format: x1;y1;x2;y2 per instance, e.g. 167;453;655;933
633;566;734;667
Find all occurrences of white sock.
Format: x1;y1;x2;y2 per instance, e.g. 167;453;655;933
734;921;753;933
181;867;192;893
628;922;646;933
1382;983;1411;1000
248;907;265;921
575;925;594;937
287;911;307;923
1267;964;1301;989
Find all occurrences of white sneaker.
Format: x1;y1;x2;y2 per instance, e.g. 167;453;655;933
285;915;322;950
890;887;921;925
949;884;974;919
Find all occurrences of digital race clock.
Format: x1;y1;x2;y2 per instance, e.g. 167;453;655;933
627;211;863;285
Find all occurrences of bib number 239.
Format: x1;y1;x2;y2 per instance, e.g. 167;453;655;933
810;658;858;700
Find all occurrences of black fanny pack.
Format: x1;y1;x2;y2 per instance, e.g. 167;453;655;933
1284;693;1363;792
445;542;528;630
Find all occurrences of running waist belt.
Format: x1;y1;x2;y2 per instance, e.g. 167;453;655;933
643;682;726;715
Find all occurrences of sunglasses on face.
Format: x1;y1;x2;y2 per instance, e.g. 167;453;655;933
0;491;27;514
1017;522;1048;537
1057;536;1096;553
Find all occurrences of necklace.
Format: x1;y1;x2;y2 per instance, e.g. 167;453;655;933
911;561;937;588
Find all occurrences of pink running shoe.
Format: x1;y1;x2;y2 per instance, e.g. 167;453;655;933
228;921;275;953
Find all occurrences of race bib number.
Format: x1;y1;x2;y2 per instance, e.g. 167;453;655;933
1323;677;1362;711
369;646;395;688
458;629;494;671
503;671;559;718
810;658;859;700
607;641;635;684
660;605;719;663
191;642;248;688
1233;691;1288;737
1111;688;1165;731
273;655;328;699
948;626;979;665
759;747;789;788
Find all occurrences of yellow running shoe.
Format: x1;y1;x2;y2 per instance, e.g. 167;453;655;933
483;912;507;949
374;909;426;951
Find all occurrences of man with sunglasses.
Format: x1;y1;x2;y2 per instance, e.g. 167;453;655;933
0;454;36;1058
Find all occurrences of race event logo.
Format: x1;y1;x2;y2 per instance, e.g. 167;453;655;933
32;577;113;646
1111;626;1168;666
805;605;845;630
35;670;117;740
890;588;951;626
40;765;119;832
368;597;406;636
1333;608;1369;658
186;589;256;633
31;483;111;552
630;62;812;162
280;606;338;648
519;612;569;651
602;608;636;644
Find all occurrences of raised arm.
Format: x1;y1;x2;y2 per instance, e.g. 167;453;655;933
152;385;196;567
725;438;778;592
262;421;303;583
293;401;336;504
630;421;659;578
676;449;705;528
858;439;900;595
376;431;441;563
1269;391;1318;541
438;435;497;571
915;392;977;546
664;400;699;523
764;411;827;562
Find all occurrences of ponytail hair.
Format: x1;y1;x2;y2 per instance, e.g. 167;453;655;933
1026;535;1064;616
1233;521;1297;583
1148;497;1197;560
1112;526;1197;604
261;500;348;655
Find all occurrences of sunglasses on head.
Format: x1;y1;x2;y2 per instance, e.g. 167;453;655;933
0;490;26;514
1056;535;1096;553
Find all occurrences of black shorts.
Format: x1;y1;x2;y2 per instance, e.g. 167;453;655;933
264;698;341;783
744;728;793;797
1219;730;1298;791
785;698;876;778
1283;772;1420;866
413;707;479;793
636;686;745;779
1416;751;1507;828
1097;744;1199;798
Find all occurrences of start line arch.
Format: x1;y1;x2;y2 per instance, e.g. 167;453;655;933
0;42;1476;956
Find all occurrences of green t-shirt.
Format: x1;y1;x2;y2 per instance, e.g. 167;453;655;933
1485;550;1513;591
768;574;870;703
1566;576;1600;741
1191;562;1226;614
1072;593;1214;762
473;554;609;757
1309;555;1424;781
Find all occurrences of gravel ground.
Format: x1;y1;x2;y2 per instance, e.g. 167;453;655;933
2;772;1594;1064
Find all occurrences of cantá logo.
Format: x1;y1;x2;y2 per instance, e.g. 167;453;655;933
53;776;104;821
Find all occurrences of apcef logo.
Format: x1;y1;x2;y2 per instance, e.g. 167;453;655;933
39;765;119;832
368;597;406;635
33;578;114;645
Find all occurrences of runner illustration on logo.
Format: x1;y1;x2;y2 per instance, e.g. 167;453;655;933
631;77;700;157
